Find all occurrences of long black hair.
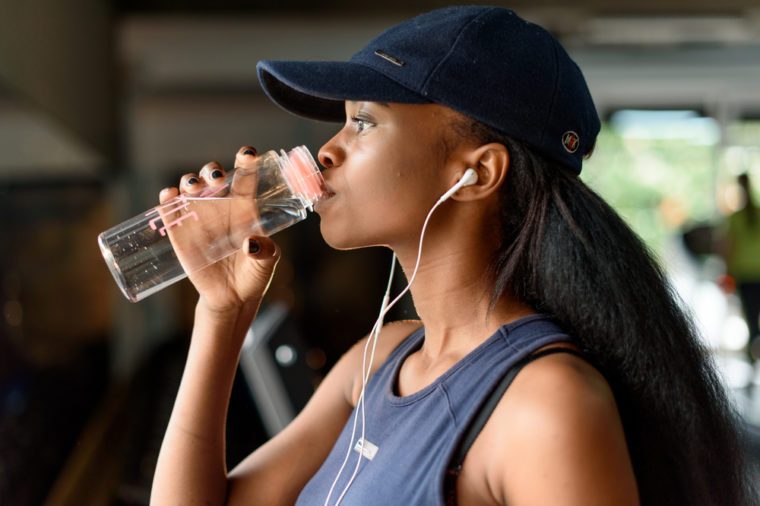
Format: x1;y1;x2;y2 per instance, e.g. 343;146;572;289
456;119;757;505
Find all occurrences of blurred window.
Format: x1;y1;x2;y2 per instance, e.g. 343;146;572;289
582;109;720;255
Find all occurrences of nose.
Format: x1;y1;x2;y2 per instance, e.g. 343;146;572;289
318;130;345;171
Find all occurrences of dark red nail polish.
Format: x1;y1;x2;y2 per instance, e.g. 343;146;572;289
211;169;223;179
249;240;261;254
243;148;257;156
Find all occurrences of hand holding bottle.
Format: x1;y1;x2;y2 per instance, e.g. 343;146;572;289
98;145;327;303
158;147;280;313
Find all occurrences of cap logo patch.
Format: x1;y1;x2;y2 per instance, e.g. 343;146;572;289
374;50;405;67
562;131;580;153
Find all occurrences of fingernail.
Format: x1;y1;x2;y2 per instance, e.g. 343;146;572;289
211;169;223;179
187;177;199;185
249;239;261;255
243;148;257;156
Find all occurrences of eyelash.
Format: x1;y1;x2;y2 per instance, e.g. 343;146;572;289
350;115;374;133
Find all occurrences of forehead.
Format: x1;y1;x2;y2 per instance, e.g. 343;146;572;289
346;100;390;108
347;101;464;126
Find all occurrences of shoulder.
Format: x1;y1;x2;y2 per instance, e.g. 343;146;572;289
343;319;423;406
468;348;639;505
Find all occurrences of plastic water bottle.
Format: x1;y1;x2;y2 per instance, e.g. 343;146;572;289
98;146;328;302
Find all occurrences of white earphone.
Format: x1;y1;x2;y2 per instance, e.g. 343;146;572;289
437;168;479;204
324;167;480;506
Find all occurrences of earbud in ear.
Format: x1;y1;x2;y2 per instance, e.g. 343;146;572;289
437;168;479;203
459;168;478;187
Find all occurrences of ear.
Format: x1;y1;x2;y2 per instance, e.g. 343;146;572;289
449;142;510;202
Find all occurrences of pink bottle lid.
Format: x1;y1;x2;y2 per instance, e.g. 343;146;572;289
281;146;328;208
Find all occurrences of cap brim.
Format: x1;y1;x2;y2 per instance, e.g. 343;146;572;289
257;60;430;122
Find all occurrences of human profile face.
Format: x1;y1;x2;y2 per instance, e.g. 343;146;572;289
315;101;460;251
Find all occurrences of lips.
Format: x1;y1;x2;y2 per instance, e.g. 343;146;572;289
321;180;337;199
314;188;336;212
321;182;336;200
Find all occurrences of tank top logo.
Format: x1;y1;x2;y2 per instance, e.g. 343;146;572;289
353;437;379;461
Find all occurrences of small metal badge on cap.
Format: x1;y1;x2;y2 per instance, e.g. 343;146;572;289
374;50;405;67
562;131;580;154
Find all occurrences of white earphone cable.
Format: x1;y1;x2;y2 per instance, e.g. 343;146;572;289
322;254;394;505
325;186;458;505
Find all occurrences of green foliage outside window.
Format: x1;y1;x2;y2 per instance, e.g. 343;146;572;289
581;111;723;257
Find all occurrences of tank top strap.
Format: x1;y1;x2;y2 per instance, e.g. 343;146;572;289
444;346;588;506
501;313;571;346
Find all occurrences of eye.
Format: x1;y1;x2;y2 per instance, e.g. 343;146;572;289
350;115;375;133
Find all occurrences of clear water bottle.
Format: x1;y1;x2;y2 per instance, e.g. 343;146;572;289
98;146;328;302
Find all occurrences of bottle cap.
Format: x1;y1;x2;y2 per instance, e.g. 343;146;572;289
281;146;328;209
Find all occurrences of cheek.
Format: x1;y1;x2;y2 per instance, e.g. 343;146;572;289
337;146;403;207
319;178;418;250
320;130;444;247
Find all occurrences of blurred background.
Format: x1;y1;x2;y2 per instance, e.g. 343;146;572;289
1;0;759;504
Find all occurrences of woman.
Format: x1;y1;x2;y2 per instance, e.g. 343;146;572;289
150;6;756;505
725;173;760;360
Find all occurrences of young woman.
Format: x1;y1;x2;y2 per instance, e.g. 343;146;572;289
725;173;760;359
150;6;756;505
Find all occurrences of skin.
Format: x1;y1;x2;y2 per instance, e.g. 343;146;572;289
150;101;639;505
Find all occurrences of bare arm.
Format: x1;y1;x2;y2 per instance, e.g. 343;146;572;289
151;298;355;506
226;319;421;505
150;301;261;505
150;148;291;504
151;267;419;505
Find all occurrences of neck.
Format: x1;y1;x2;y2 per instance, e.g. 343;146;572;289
391;213;534;360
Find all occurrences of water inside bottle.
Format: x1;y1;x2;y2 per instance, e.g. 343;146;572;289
99;195;307;302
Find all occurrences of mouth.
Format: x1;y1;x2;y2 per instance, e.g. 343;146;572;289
314;190;336;212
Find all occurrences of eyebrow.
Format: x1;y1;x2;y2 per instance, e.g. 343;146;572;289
347;100;390;108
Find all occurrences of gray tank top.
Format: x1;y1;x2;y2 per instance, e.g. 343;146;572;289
296;314;572;505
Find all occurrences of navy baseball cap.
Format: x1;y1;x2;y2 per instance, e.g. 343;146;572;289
257;6;600;174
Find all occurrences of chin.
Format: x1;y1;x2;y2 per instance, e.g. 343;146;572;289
318;220;382;252
319;221;355;251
